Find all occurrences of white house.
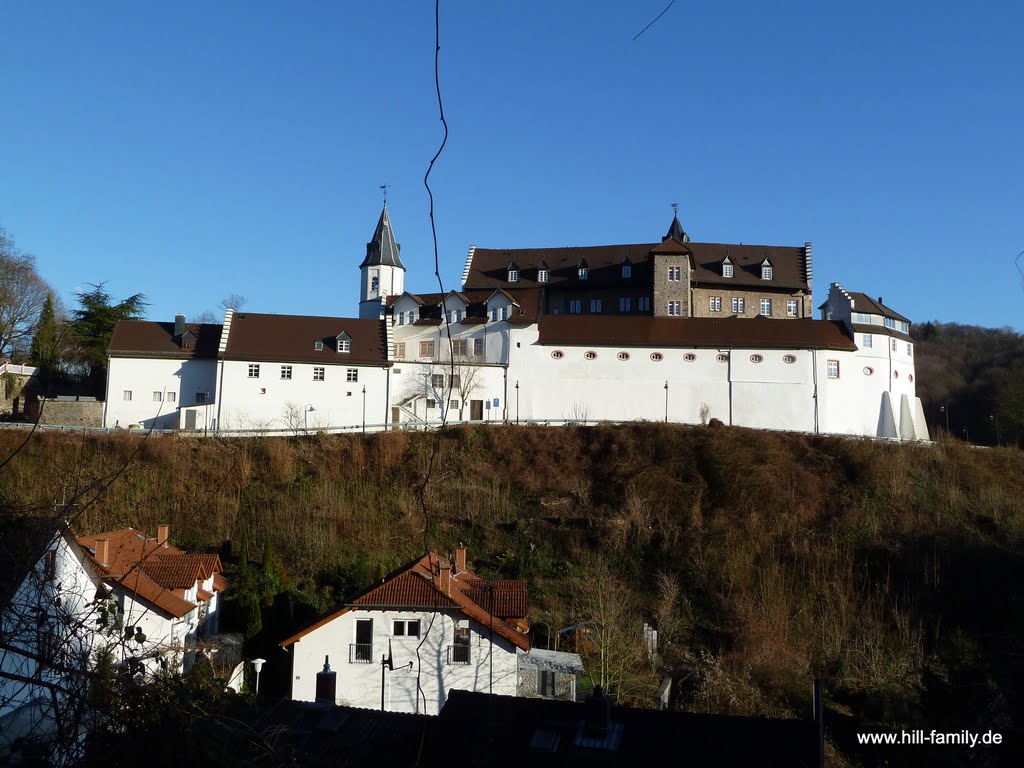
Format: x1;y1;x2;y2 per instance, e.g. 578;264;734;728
75;526;228;676
102;205;928;440
1;520;106;764
280;547;532;715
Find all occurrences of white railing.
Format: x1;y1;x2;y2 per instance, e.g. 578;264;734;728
0;363;38;377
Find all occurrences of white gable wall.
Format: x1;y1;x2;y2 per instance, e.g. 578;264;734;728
104;357;216;429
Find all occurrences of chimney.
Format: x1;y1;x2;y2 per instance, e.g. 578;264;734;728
455;544;466;574
95;538;110;567
174;313;186;337
439;562;451;595
877;296;883;305
157;525;169;548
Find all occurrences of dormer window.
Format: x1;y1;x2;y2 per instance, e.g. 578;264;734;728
336;332;352;353
538;268;549;283
621;264;632;278
578;266;589;280
722;259;733;278
508;268;519;283
314;340;324;350
761;261;773;280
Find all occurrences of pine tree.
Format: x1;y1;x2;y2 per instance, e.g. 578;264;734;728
29;293;61;379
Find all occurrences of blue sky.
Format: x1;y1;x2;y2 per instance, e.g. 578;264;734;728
2;1;1022;330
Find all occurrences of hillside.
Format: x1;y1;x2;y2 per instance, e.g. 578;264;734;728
2;425;1022;766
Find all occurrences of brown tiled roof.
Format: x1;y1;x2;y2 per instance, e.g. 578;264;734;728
537;315;857;351
466;241;809;292
281;552;530;650
847;292;911;324
222;313;388;367
109;321;222;359
77;528;226;619
196;589;213;603
462;580;528;619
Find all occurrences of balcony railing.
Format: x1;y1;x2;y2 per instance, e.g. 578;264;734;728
349;643;373;663
447;644;471;665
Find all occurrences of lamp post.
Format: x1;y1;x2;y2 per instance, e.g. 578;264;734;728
304;403;314;434
962;425;969;443
990;414;1001;445
362;386;367;433
664;381;669;423
203;393;211;437
515;380;520;425
939;403;949;435
251;657;266;695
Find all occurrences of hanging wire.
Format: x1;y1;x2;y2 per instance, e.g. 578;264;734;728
633;0;677;41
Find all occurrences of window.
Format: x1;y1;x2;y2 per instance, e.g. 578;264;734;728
716;353;729;363
569;300;582;314
617;351;630;361
397;312;405;325
590;298;602;313
451;620;471;664
908;373;914;382
490;308;499;322
166;392;176;402
393;620;421;638
338;339;351;353
667;300;682;316
891;339;897;352
551;350;564;360
894;370;899;379
248;364;260;378
450;399;459;410
153;391;163;402
884;317;896;329
508;269;519;282
619;297;630;312
450;374;461;389
853;312;874;324
474;338;485;356
445;310;453;323
455;309;463;322
668;266;682;282
650;352;663;362
783;354;796;364
683;353;696;362
538;670;556;697
907;343;912;356
584;351;597;360
313;366;325;381
787;300;798;317
863;366;874;376
452;339;468;356
760;298;772;316
538;268;549;283
196;392;207;403
407;311;416;325
123;390;132;401
501;306;509;321
827;360;840;379
427;399;436;409
621;264;632;278
371;276;379;291
314;340;324;349
862;334;873;348
709;296;722;312
352;619;373;663
346;369;358;382
419;340;435;358
900;321;909;333
431;374;444;389
395;342;406;358
638;297;651;312
578;266;589;280
280;365;293;380
731;297;745;313
761;264;773;280
750;354;763;363
723;261;733;278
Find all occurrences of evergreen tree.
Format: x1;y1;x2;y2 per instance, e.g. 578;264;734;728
29;293;62;379
71;283;146;393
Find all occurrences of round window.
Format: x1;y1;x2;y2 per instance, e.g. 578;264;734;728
750;354;763;364
893;370;899;379
585;351;597;360
683;353;696;362
617;351;630;361
908;373;914;382
783;354;796;364
650;352;663;362
863;366;874;376
550;350;564;360
716;353;729;363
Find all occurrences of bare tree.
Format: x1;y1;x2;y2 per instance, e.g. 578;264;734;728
191;310;219;324
0;229;52;360
218;294;247;313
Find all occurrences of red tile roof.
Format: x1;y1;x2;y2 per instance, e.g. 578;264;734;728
280;552;530;650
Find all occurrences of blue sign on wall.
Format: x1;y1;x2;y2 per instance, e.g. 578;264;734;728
493;398;500;408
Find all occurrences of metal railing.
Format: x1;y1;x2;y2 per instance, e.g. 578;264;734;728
447;644;471;665
349;643;373;663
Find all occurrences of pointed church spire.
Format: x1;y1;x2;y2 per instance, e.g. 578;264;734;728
666;204;689;244
360;204;405;269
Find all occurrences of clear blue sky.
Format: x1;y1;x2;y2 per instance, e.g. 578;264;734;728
2;1;1022;330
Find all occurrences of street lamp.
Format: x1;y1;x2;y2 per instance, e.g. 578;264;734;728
962;425;970;443
515;380;520;425
362;386;367;433
939;404;950;435
990;414;1001;445
664;381;669;423
251;657;266;695
304;404;315;434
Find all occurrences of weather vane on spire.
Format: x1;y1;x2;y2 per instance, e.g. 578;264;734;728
671;202;679;215
380;184;391;206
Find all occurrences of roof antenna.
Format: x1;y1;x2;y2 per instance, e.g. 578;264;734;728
380;184;390;206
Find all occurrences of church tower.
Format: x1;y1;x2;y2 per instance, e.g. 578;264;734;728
359;203;406;319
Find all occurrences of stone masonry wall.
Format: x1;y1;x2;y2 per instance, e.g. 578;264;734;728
651;254;691;317
25;397;104;427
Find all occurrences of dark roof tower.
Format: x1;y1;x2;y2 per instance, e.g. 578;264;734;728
360;204;405;269
666;210;689;244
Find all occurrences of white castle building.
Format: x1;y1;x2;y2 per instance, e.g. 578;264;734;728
103;207;928;440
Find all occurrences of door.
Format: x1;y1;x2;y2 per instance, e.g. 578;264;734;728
185;411;198;431
470;400;484;421
391;407;400;429
353;619;373;662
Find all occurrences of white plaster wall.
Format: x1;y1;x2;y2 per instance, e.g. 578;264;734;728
392;318;508;366
215;360;390;432
104;357;216;429
289;608;520;715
